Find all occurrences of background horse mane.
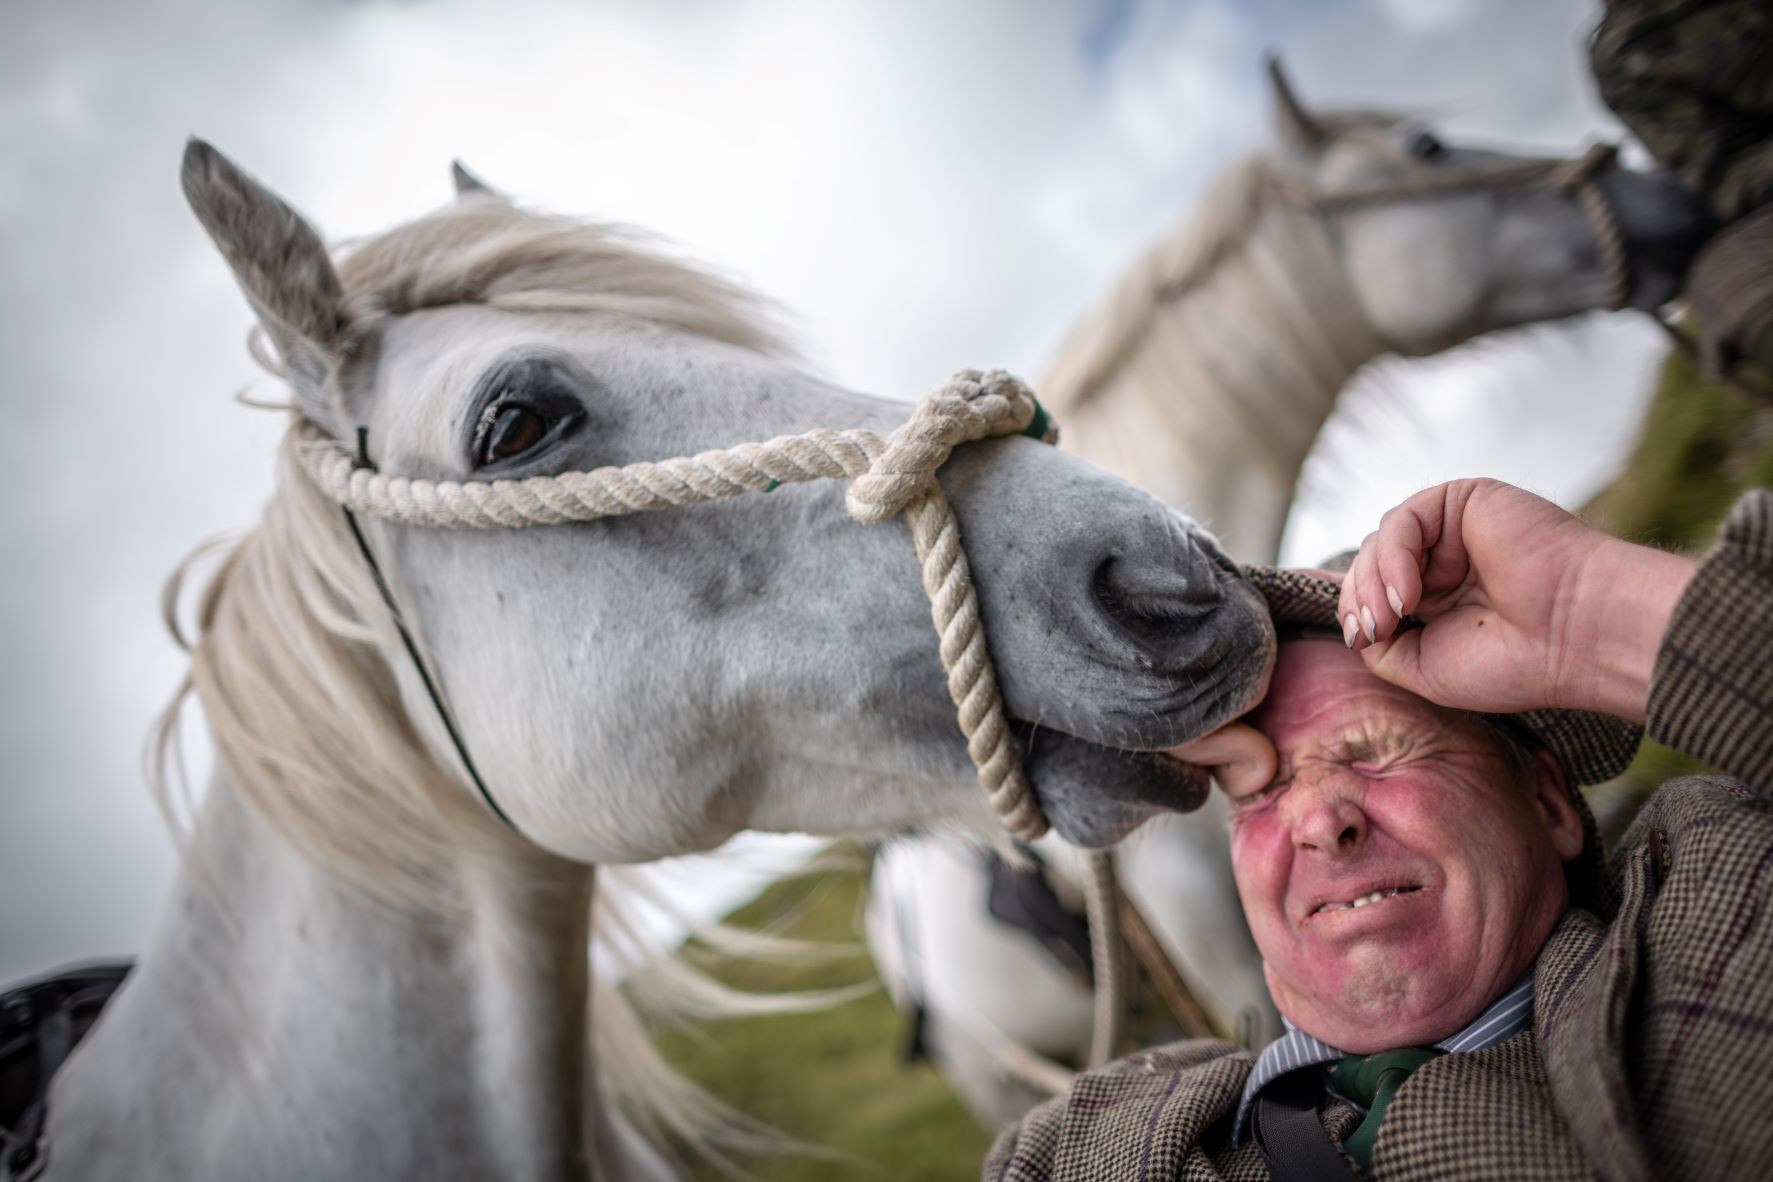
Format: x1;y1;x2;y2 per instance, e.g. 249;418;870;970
150;197;849;1170
1042;110;1402;419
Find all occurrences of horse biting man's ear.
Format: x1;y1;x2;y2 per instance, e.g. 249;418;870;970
180;137;347;433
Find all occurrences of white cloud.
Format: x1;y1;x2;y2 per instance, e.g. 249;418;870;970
1373;0;1481;36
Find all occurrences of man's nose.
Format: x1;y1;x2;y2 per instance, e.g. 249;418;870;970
1283;774;1368;855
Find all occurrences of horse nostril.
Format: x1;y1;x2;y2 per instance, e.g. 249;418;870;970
1091;549;1224;649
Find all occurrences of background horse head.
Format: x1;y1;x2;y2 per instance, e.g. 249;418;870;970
1043;58;1706;562
869;59;1710;1129
41;144;1272;1181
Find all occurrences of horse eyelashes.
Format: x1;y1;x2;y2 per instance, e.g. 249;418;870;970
478;403;549;465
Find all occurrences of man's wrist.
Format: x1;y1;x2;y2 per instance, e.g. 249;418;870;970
1565;538;1697;723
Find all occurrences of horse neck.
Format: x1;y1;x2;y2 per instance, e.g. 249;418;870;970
48;769;616;1181
1055;194;1387;563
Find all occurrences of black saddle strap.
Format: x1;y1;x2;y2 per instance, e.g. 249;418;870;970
1;960;133;1181
1252;1070;1362;1182
985;846;1094;981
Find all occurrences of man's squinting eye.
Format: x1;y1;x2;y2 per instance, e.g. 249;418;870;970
1233;776;1288;810
475;401;551;467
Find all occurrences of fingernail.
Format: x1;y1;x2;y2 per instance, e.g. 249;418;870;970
1361;605;1377;643
1386;584;1404;618
1342;613;1360;647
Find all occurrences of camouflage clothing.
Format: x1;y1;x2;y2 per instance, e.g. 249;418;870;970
1592;0;1773;381
1591;0;1773;223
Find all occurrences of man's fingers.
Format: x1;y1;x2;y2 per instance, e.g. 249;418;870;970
1341;483;1484;651
1417;482;1478;604
1338;537;1376;649
1372;501;1428;631
1358;628;1433;703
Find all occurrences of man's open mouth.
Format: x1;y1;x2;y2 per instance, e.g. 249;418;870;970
1311;885;1422;916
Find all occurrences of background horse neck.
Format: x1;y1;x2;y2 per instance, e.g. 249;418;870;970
45;772;622;1181
1046;171;1384;562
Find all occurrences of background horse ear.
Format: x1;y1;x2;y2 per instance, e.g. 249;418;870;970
451;159;502;201
1265;55;1324;156
180;138;347;433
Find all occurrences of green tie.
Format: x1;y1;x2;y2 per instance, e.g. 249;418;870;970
1322;1047;1443;1170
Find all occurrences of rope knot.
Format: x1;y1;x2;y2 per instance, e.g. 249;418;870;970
844;368;1046;524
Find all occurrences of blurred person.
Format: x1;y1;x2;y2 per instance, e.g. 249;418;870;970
1592;0;1773;379
988;478;1773;1180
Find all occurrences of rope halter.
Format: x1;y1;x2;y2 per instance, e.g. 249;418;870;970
298;367;1060;843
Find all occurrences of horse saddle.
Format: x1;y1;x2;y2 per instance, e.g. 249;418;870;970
0;961;131;1181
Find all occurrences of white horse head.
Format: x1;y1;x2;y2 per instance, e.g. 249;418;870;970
44;143;1275;1181
1263;57;1705;356
182;140;1277;863
1044;58;1708;561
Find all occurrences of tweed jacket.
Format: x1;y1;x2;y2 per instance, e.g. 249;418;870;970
986;489;1773;1182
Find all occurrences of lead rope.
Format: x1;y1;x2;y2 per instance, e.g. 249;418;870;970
1080;850;1124;1069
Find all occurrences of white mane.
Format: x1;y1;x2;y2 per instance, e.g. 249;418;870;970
1035;125;1395;560
1043;108;1405;419
151;201;849;1170
1042;155;1281;414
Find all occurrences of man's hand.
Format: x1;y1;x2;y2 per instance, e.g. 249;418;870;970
1336;478;1695;723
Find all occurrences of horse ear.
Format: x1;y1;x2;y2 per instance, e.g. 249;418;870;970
180;138;347;431
452;160;500;200
1265;55;1324;154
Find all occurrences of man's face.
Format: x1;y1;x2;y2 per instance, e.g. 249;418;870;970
1227;639;1583;1053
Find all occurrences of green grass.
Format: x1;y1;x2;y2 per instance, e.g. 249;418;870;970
648;850;993;1180
1582;346;1773;829
1583;347;1773;550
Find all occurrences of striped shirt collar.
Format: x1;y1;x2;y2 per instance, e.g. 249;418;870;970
1231;970;1536;1144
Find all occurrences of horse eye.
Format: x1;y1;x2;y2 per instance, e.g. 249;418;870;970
1407;131;1445;161
478;404;548;465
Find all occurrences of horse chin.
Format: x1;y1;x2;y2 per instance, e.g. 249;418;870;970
1014;589;1276;849
1019;727;1213;848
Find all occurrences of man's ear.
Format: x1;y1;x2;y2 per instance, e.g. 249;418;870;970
1529;749;1586;863
181;138;347;434
1266;55;1325;158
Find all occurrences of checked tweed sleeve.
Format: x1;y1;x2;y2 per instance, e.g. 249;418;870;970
1647;489;1773;789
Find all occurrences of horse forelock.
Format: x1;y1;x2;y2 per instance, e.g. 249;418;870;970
331;200;793;361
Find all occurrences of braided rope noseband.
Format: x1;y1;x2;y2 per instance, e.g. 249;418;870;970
298;367;1060;843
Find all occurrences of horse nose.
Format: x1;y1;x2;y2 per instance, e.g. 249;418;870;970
1598;166;1716;306
1090;533;1230;652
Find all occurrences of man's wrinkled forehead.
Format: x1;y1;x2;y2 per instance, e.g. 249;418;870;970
1251;637;1450;752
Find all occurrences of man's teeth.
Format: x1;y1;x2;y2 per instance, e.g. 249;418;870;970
1322;887;1414;912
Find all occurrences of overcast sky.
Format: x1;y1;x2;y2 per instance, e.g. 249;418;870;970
0;0;1667;981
